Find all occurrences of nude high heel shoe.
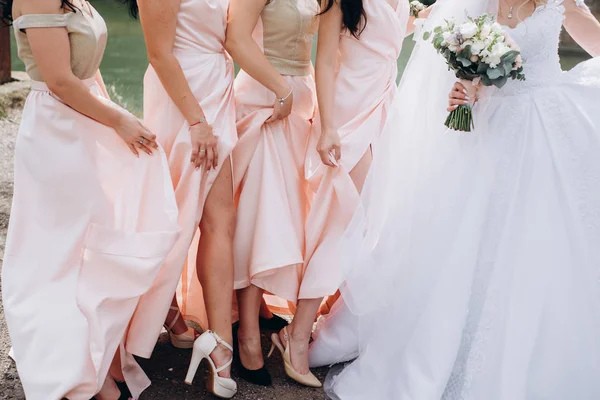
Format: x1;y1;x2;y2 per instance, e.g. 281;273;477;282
268;327;322;388
185;330;237;399
163;306;197;349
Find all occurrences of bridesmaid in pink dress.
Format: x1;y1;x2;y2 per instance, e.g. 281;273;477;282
281;0;429;384
224;0;319;388
121;0;238;398
2;0;180;399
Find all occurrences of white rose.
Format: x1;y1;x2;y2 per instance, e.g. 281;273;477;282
470;39;486;55
491;42;510;58
491;22;504;34
459;21;478;39
480;23;492;38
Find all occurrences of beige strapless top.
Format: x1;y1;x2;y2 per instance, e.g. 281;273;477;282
12;3;107;82
261;0;319;76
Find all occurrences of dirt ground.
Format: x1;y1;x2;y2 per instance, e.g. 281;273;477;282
0;77;331;400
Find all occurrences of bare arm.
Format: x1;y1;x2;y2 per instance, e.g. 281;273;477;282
225;0;293;121
94;70;110;100
21;0;156;156
138;0;217;170
563;0;600;57
315;1;343;167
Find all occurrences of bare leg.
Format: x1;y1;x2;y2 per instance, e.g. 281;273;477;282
165;295;190;335
284;149;373;375
197;158;236;378
281;297;322;374
237;284;265;370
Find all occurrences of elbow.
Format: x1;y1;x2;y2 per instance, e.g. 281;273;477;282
147;49;172;70
45;74;76;97
224;35;242;57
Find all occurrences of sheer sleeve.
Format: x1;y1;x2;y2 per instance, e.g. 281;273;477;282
563;0;600;57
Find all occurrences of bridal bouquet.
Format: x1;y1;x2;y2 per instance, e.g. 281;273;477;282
409;0;426;18
423;14;525;132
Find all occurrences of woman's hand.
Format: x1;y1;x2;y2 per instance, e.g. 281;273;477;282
267;87;294;123
317;129;342;167
113;111;158;156
447;80;478;112
190;121;218;171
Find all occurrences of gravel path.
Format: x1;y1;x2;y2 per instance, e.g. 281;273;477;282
0;77;331;400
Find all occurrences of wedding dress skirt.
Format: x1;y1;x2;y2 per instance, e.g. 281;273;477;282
314;2;600;398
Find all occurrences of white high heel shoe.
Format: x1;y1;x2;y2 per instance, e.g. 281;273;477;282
164;306;197;349
184;330;237;399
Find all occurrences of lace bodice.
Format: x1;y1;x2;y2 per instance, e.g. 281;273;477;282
498;0;591;95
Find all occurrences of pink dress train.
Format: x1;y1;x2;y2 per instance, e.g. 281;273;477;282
302;0;410;301
233;5;319;305
125;0;237;353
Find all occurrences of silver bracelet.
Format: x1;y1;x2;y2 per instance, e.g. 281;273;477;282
277;88;293;106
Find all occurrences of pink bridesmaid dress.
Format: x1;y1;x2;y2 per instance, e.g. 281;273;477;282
302;0;410;304
233;0;319;305
2;5;180;400
125;0;237;353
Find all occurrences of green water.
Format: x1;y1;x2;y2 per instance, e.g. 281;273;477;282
10;0;590;115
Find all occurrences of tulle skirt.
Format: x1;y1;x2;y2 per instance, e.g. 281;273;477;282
319;58;600;399
2;79;180;400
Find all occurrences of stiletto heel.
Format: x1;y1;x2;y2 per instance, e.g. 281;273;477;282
268;327;321;388
164;306;197;349
184;330;237;399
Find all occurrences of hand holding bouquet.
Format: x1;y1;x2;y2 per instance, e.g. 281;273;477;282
410;0;427;18
423;13;525;132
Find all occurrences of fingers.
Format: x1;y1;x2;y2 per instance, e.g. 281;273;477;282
212;143;219;169
319;150;336;167
267;109;281;123
204;146;215;171
128;143;140;157
333;145;342;164
196;145;206;170
453;82;466;93
447;97;471;111
135;139;154;156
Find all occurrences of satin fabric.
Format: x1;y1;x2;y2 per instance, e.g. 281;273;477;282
232;17;318;304
2;79;180;400
303;0;410;301
126;0;237;351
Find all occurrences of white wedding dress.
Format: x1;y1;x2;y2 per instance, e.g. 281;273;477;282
309;0;600;399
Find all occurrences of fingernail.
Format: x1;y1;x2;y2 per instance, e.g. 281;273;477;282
462;89;468;94
465;96;470;101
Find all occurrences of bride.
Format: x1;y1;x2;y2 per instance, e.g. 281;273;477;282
309;0;600;398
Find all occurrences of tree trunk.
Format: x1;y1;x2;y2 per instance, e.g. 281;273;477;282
0;24;11;84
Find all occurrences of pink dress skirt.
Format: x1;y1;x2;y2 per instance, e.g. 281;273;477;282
233;70;317;304
125;0;238;348
2;79;180;400
303;0;410;302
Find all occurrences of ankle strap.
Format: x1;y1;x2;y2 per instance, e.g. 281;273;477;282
208;330;233;352
208;330;234;373
167;308;181;331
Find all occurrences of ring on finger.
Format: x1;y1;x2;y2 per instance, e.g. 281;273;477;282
200;148;206;156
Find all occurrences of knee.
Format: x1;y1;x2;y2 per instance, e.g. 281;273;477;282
200;200;236;240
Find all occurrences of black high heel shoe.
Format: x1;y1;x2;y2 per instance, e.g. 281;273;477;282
238;362;272;387
234;337;272;386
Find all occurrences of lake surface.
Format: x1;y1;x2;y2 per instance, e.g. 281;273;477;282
10;0;590;115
